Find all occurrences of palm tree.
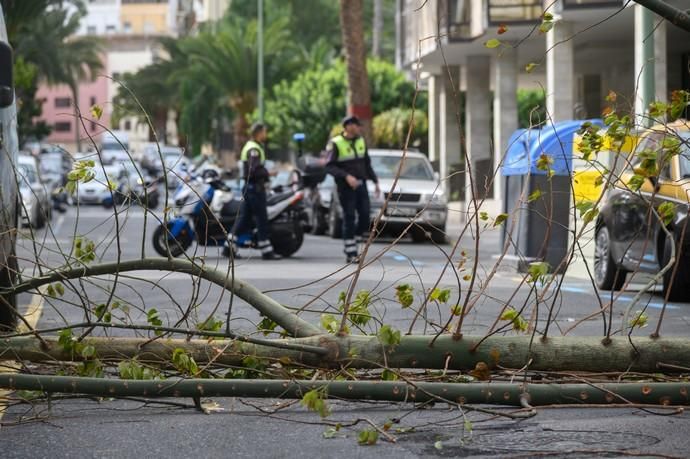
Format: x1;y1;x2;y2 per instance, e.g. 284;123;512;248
11;4;103;151
339;0;373;141
174;16;295;155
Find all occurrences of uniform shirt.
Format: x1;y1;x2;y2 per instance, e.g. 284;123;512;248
241;141;269;186
324;134;378;185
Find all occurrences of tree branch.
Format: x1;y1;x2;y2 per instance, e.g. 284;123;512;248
633;0;690;32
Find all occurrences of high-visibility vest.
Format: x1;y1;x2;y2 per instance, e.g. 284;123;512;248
332;135;366;161
240;140;265;162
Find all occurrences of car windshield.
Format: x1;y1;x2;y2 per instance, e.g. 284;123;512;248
40;155;63;173
370;155;434;180
679;133;690;178
17;163;38;187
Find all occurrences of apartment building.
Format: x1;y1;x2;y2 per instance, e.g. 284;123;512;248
397;0;690;206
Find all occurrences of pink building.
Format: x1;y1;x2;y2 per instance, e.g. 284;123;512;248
35;69;111;153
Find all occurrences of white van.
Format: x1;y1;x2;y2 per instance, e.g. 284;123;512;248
0;4;19;331
100;130;131;165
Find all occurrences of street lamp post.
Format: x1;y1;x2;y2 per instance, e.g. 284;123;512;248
257;0;264;123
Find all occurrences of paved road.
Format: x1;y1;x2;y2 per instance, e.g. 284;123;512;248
2;204;689;458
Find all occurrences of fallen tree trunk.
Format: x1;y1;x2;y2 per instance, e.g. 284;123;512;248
1;374;688;407
3;334;690;373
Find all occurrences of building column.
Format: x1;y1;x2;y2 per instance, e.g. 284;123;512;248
465;55;492;203
546;20;574;122
654;15;667;104
493;48;518;206
438;65;461;197
427;74;441;164
634;4;655;126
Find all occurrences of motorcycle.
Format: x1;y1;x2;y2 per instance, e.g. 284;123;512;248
151;172;306;258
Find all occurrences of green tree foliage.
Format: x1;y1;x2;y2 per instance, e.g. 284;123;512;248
372;107;428;150
263;60;427;153
517;89;547;128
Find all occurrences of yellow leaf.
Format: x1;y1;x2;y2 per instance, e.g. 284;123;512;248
91;104;103;120
484;39;501;49
525;62;539;73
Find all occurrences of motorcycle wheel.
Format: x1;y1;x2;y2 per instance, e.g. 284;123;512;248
272;221;304;257
152;222;193;258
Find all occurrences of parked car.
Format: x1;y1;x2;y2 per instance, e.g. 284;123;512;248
17;155;52;229
325;149;448;243
594;120;690;301
0;12;19;330
100;130;130;165
39;150;72;209
75;165;116;205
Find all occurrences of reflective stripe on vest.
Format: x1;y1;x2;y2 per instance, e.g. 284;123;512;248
332;135;366;161
240;140;265;162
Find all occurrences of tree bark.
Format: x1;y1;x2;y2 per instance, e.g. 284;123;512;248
3;334;690;374
1;374;688;407
339;0;373;141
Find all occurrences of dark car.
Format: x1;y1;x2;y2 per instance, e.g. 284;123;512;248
594;121;690;302
0;12;18;331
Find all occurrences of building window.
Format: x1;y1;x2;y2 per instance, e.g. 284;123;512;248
54;97;71;108
90;122;97;131
54;122;71;132
106;24;116;34
87;25;97;35
124;21;132;33
90;96;96;106
124;120;132;130
113;72;121;81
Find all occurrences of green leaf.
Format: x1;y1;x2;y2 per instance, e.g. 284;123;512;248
539;21;553;34
536;154;554;172
543;12;554;21
357;429;379;445
484;38;501;49
450;304;463;316
395;284;414;308
377;325;401;348
196;316;223;332
479;211;489;221
629;310;649;329
658;202;675;226
320;313;342;334
527;261;550;283
258;316;278;335
628;174;646;192
434;440;443;450
301;389;330;418
430;288;451;303
525;62;539;73
381;369;399;381
493;213;508;227
81;344;96;359
527;189;542;202
54;283;65;297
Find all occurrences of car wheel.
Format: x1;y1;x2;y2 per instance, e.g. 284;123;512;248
594;225;626;291
328;202;342;239
410;227;426;243
661;234;690;302
310;204;327;236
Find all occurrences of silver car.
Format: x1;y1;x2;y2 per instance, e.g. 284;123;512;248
327;149;448;243
17;155;52;229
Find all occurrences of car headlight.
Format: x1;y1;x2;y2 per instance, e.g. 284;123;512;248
422;192;446;205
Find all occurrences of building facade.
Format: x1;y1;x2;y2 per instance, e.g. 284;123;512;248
35;0;197;153
397;0;690;208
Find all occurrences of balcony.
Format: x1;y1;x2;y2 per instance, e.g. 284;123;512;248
487;0;542;25
563;0;625;8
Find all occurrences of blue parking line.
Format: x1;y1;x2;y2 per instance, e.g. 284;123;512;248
388;254;426;267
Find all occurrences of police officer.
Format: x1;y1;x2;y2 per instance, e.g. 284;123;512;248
226;122;280;260
325;116;380;263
